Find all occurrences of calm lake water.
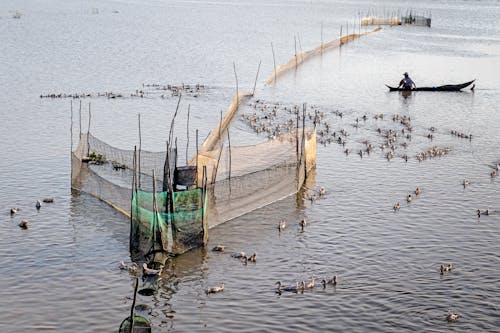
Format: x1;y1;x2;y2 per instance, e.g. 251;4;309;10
1;0;499;332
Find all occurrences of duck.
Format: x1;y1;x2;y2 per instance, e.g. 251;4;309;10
327;275;338;286
318;187;326;196
142;263;162;277
42;198;54;203
393;202;401;210
414;187;421;195
491;170;497;178
18;219;29;229
119;261;138;273
247;253;257;263
206;283;224;294
278;220;286;232
10;207;19;216
231;252;246;259
446;312;459;322
440;263;453;274
36;200;41;210
306;276;315;289
406;194;412;203
212;245;225;252
299;218;307;231
275;281;305;293
462;179;470;187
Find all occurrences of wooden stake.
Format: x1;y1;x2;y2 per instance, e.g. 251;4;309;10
186;105;190;165
87;102;91;157
320;22;324;53
79;100;82;140
233;62;239;105
252;60;261;96
294;35;298;68
271;42;277;83
138;113;142;189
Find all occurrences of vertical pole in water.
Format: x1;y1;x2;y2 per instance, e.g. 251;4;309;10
297;33;303;61
302;103;306;179
79;100;82;140
320;22;324;53
233;62;239;106
294;35;298;67
196;129;199;185
271;42;277;84
129;278;139;333
227;128;231;182
70;100;73;158
346;22;348;41
186;105;190;165
296;106;299;163
138;113;142;189
252;60;261;96
152;169;157;245
87;102;91;157
130;146;137;253
340;25;343;45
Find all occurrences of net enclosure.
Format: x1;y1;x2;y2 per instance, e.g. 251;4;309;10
71;99;316;257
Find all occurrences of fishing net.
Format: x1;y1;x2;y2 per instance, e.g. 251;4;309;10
71;93;316;255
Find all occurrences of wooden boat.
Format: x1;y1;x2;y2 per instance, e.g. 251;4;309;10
386;80;475;92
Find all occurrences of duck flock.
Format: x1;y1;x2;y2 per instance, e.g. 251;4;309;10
9;198;55;230
39;82;210;100
241;98;498;214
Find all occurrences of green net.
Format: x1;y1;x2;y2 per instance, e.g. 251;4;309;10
131;188;207;257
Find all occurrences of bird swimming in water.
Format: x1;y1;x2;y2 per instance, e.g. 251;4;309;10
407;194;412;203
36;200;41;210
299;218;307;231
414;187;421;195
10;207;19;216
278;220;286;232
462;179;470;187
142;263;162;277
212;245;225;252
327;275;337;286
393;202;401;210
119;261;138;273
247;253;257;263
440;263;453;274
275;281;305;293
42;198;54;203
206;283;224;294
446;312;459;322
18;219;29;229
231;252;246;259
306;276;315;289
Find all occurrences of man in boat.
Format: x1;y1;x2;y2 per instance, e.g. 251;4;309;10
398;72;416;90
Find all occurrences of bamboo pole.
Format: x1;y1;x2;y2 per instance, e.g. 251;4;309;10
271;42;277;84
294;35;298;67
79;100;82;140
87;102;91;157
233;62;238;105
297;33;303;61
70;100;73;155
186;105;190;165
129;278;139;333
320;22;324;53
252;60;261;96
130;146;137;252
138;113;142;189
227;128;231;182
196;129;199;185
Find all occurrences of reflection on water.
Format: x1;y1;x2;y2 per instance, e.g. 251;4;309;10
0;0;499;332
